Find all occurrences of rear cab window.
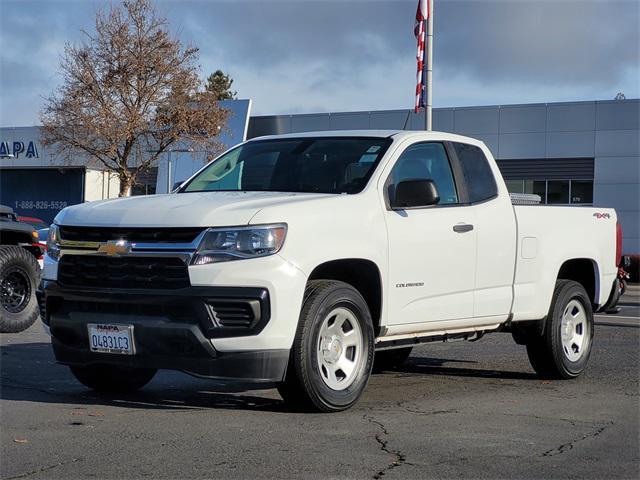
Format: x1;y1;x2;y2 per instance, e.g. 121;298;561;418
452;142;498;203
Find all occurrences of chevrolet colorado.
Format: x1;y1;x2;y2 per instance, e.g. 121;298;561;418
41;131;620;412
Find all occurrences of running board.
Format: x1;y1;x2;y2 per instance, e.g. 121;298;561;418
375;328;496;351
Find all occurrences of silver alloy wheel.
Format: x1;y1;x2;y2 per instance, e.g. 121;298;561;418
560;299;589;362
316;307;364;391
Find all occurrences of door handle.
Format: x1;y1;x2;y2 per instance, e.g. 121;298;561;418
453;223;474;233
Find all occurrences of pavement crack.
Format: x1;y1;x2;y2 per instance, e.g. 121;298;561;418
541;424;610;457
401;406;459;416
5;457;85;479
363;414;407;479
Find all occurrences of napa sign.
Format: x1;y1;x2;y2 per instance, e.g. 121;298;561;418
0;140;39;158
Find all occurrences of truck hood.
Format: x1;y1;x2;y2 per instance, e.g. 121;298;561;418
55;191;331;227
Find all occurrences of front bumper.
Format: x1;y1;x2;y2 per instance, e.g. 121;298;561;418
41;280;289;382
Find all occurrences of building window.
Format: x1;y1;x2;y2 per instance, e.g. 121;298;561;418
505;180;524;193
524;180;547;202
570;180;594;204
547;180;570;204
505;179;593;205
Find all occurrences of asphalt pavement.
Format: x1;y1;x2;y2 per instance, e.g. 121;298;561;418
1;288;638;479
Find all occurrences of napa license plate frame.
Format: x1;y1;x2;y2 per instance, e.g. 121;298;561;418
88;324;135;355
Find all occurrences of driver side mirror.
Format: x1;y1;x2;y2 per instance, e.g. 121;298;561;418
390;179;440;209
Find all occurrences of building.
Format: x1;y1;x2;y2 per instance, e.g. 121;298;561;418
1;99;638;252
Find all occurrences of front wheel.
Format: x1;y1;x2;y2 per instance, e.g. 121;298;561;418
526;280;594;379
0;246;41;333
70;365;157;393
278;280;375;412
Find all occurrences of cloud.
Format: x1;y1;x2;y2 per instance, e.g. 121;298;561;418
1;0;638;126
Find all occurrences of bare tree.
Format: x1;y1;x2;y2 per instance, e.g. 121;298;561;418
41;0;229;196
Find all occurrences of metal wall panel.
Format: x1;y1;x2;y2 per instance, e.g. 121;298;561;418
432;109;454;132
593;156;640;184
499;132;546;159
593;183;639;211
596;100;640;131
329;112;370;130
406;109;455;132
370;110;409;129
622;237;640;253
453;107;500;134
617;210;640;245
595;130;640;157
247;115;292;138
499;104;546;133
545;131;595;158
546;102;596;132
408;110;426;130
291;114;331;133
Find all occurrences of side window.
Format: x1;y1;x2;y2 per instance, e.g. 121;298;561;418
453;142;498;203
389;143;458;205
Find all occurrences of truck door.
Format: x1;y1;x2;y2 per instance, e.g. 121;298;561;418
450;142;516;320
382;142;477;326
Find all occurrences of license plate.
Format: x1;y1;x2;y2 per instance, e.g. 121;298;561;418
88;324;135;355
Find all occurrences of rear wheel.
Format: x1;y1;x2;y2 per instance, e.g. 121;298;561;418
526;280;594;379
0;246;40;333
278;280;374;412
373;347;413;372
70;365;157;393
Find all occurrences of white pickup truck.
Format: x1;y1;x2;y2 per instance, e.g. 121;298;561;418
41;131;621;412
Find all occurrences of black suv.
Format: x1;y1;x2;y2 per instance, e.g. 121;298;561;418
0;205;43;332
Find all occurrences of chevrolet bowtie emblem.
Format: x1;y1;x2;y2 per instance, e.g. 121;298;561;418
97;240;132;256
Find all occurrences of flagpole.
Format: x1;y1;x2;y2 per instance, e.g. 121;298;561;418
425;0;434;131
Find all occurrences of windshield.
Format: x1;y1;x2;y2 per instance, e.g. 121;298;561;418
181;137;392;194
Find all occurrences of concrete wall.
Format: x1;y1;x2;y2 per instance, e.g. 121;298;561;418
248;99;640;253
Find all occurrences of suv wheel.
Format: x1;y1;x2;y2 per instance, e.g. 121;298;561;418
0;246;40;333
278;280;374;412
525;280;594;379
70;365;157;393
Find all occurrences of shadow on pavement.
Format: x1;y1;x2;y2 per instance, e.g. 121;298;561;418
2;341;536;413
379;355;538;380
0;341;287;413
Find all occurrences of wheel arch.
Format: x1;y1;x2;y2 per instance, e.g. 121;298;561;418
307;258;383;336
556;258;599;306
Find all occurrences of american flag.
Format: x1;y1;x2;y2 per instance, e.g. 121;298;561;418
414;0;429;113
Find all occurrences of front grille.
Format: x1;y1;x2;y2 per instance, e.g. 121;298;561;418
59;226;203;244
58;255;190;290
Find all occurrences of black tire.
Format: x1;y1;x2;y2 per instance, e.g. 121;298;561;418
0;246;41;333
526;280;594;379
373;347;413;372
278;280;375;412
69;364;157;393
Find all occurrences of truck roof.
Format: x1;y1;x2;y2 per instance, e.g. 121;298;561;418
250;130;486;146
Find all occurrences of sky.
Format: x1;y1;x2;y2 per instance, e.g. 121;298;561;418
0;0;638;127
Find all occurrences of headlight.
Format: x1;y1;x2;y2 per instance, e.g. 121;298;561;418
47;224;61;260
192;224;287;265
